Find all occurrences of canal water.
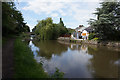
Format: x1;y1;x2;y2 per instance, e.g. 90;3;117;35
28;39;120;78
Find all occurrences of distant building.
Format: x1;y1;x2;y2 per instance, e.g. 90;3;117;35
71;26;94;40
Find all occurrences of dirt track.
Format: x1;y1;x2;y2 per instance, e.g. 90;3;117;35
2;39;15;78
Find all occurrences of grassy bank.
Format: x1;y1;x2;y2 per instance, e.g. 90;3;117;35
14;38;49;78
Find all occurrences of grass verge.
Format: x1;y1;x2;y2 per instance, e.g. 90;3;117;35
14;38;49;78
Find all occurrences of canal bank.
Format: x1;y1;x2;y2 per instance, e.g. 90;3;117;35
58;37;120;48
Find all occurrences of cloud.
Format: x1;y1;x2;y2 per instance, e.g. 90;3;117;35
17;0;120;2
21;0;100;29
23;2;67;15
51;13;58;17
58;9;67;16
22;2;98;18
68;2;99;26
27;24;34;32
18;0;101;2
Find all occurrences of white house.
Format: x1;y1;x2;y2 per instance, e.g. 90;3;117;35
81;30;89;40
71;26;94;40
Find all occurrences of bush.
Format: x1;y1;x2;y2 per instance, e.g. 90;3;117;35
51;68;64;78
88;33;95;40
94;38;99;41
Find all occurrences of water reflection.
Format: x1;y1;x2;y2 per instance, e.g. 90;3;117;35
29;41;40;61
29;40;119;78
32;40;68;59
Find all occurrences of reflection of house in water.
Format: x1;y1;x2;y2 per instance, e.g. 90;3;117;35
70;44;81;50
71;25;94;40
81;45;88;53
58;40;88;52
70;44;88;52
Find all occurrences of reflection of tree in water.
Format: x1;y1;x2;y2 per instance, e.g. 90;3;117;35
33;40;68;59
87;46;119;78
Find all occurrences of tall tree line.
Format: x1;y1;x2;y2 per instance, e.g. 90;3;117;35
2;2;30;36
32;17;68;40
89;1;120;41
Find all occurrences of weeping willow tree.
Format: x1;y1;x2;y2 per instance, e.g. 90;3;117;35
34;17;68;40
88;1;120;41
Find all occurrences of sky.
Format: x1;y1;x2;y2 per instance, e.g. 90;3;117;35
14;0;102;31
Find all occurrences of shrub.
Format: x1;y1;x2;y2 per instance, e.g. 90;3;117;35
88;33;95;40
51;68;64;78
94;38;99;41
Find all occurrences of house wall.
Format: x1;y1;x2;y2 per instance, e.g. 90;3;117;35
75;27;86;32
81;30;89;40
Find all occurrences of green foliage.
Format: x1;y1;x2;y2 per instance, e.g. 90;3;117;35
67;28;75;35
34;17;68;40
88;1;120;41
88;33;95;40
14;38;49;78
21;32;30;39
51;68;64;78
2;2;30;36
93;38;99;41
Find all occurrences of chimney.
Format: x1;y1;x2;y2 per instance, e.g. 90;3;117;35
79;25;83;27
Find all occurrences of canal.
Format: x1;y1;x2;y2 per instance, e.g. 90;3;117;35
28;38;120;78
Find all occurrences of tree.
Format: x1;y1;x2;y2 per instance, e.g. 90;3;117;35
57;18;68;36
2;2;30;36
88;33;95;40
33;17;68;40
60;18;64;27
88;1;120;40
67;28;75;35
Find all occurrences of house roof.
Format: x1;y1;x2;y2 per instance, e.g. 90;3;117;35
75;25;86;32
75;25;84;29
84;26;94;32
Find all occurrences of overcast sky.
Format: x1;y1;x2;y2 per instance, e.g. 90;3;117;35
15;0;101;31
